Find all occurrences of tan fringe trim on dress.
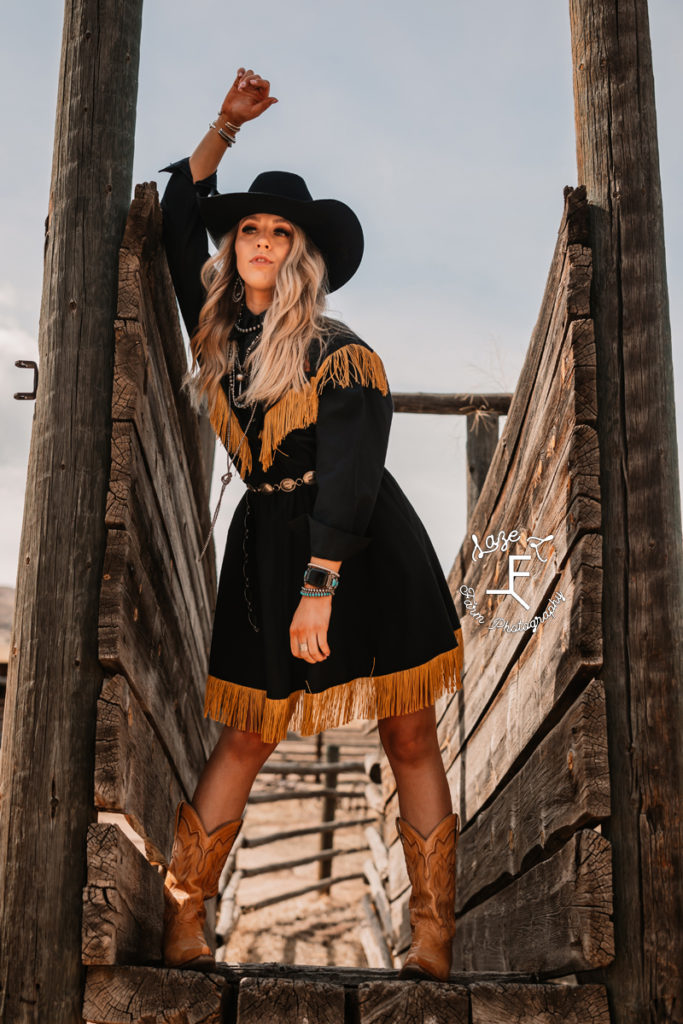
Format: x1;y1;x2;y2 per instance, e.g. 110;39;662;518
204;627;464;744
209;385;253;479
258;344;390;471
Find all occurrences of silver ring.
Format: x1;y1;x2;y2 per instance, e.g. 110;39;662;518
299;643;309;652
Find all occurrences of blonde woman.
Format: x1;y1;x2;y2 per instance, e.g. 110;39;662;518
159;67;464;981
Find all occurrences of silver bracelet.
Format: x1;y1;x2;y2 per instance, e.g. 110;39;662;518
220;116;241;134
208;119;239;146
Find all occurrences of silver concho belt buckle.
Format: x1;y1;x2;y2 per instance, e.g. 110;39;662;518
248;469;317;494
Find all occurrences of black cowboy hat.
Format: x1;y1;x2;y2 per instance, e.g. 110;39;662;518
197;171;364;293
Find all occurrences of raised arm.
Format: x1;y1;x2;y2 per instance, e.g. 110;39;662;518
189;67;278;183
158;68;278;336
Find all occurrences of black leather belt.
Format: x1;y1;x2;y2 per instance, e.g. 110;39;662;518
246;469;316;494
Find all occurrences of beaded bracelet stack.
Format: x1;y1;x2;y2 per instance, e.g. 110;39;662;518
300;563;340;598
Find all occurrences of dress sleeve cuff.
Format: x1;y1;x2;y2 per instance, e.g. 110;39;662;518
307;515;371;560
158;157;218;196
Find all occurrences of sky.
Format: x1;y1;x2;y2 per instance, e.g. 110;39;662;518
0;0;681;589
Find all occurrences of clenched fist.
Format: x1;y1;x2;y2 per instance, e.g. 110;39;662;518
220;67;278;127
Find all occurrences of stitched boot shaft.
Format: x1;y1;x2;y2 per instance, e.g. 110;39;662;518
163;800;243;970
396;810;459;981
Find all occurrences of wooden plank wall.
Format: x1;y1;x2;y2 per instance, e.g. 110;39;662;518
378;186;614;980
82;182;221;967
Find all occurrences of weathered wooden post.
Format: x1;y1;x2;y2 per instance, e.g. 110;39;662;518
0;2;143;1021
466;411;499;524
318;743;340;893
569;2;683;1021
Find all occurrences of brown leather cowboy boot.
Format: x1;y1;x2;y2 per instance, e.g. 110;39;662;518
163;799;243;970
396;810;459;981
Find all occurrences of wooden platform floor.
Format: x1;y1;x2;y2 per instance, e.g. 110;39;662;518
83;962;611;1023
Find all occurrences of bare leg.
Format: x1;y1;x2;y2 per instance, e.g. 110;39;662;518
377;702;452;836
191;724;279;833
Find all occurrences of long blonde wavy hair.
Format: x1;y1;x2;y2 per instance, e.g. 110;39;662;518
183;220;344;415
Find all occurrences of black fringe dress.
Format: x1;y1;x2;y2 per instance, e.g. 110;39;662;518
159;157;464;743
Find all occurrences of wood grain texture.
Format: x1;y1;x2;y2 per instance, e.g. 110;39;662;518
115;181;216;583
380;194;600;834
450;188;590;583
98;526;213;793
83;965;224;1023
391;393;511;416
215;963;402;987
94;674;183;865
388;677;610;908
571;3;683;1021
112;307;214;649
106;411;209;703
359;894;394;969
470;982;610;1024
445;533;603;825
466;411;500;526
107;412;210;680
83;964;612;1023
451;829;614;976
363;857;393;940
0;4;144;1021
357;981;469;1024
376;191;613;991
440;241;598;773
216;866;242;947
236;977;345;1024
384;531;603;847
372;188;617;1000
83;179;224;984
217;958;610;983
82;822;163;966
364;825;389;881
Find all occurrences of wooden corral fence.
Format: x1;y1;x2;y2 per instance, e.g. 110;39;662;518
215;731;383;953
78;181;485;1022
78;179;616;1024
367;185;614;1006
80;172;387;975
81;179;222;967
2;2;679;1021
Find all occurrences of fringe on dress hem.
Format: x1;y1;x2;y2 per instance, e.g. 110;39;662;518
203;627;464;744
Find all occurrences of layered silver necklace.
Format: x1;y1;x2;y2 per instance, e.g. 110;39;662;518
195;307;262;565
229;307;263;408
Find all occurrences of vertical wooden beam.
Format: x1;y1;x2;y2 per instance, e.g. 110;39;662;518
466;412;499;525
569;2;683;1021
0;2;143;1022
318;743;340;893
